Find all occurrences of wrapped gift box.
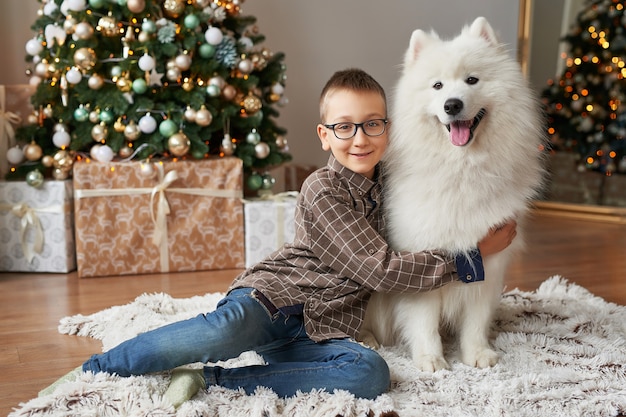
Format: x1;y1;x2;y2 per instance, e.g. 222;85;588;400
0;180;76;272
244;192;298;267
1;85;37;177
73;158;245;278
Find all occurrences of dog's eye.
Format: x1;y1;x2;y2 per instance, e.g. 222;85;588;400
433;81;443;90
466;76;479;85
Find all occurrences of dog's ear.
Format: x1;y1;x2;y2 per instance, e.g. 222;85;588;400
468;17;498;46
405;29;432;64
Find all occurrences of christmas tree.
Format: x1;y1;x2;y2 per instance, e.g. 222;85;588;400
9;0;291;192
542;0;626;176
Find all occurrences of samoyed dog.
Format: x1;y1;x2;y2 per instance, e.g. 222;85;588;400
359;17;546;372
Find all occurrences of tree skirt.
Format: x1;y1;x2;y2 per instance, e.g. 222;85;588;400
9;276;626;417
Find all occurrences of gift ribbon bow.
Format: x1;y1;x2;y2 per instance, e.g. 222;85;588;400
0;86;24;176
0;202;64;263
75;165;243;273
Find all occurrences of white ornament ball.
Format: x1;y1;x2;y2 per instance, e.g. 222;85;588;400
52;130;71;148
64;0;87;13
65;67;83;84
138;113;157;133
271;83;285;95
92;144;114;162
175;53;192;71
138;54;156;71
43;2;58;16
90;144;101;160
74;22;94;40
25;38;43;56
254;142;270;159
238;58;253;74
7;146;24;165
29;76;42;86
205;26;223;45
184;107;197;122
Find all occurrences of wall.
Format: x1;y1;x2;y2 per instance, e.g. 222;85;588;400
0;1;521;169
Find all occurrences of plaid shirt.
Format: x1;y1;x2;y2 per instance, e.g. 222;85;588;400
231;155;458;342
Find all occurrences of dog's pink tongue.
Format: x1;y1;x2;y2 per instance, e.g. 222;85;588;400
449;121;470;146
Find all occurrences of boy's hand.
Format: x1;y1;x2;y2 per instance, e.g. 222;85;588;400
477;220;517;257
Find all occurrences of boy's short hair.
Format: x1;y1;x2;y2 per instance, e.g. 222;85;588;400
319;68;387;123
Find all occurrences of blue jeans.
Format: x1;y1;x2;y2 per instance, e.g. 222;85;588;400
83;288;390;399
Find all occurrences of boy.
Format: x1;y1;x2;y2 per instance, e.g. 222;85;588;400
41;68;516;407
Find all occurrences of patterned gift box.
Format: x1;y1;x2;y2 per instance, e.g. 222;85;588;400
1;85;37;177
0;180;76;272
73;158;245;278
244;192;298;267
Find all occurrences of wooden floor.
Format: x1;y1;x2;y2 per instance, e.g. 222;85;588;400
1;210;625;416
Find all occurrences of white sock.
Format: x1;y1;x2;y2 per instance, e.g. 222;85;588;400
38;365;83;397
163;368;206;409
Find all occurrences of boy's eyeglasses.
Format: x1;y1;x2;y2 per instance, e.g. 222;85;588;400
323;119;388;140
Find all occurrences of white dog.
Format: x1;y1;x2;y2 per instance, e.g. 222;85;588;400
359;17;546;372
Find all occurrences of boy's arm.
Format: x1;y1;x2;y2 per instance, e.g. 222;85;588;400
306;189;458;293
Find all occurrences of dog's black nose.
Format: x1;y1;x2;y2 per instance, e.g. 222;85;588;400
444;98;463;116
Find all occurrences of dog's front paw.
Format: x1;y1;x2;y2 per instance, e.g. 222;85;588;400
463;348;499;368
415;355;449;372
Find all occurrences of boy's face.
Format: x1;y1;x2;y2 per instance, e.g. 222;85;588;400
317;89;388;180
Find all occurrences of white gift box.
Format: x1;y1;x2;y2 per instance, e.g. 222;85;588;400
0;180;76;273
244;192;298;268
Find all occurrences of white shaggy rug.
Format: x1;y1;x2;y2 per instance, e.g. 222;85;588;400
9;276;626;417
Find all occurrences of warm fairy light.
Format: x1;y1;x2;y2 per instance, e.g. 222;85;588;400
597;150;604;156
581;89;589;96
574;57;582;65
566;86;574;93
587;157;594;164
572;93;579;100
610;151;617;158
556;103;563;110
548;127;555;135
586;104;594;111
592;56;600;63
588;26;596;33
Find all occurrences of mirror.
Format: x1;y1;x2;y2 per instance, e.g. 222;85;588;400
518;0;626;222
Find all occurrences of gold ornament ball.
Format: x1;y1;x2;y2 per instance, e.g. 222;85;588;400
91;123;109;142
275;135;287;149
124;121;141;141
74;47;97;71
182;78;194;92
163;0;185;18
114;118;125;133
191;0;211;8
168;132;191;157
52;167;70;180
98;16;119;37
118;145;133;158
195;107;213;127
42;155;54;167
88;74;104;90
223;85;237;101
116;76;132;92
53;150;74;170
242;93;262;114
24;141;43;161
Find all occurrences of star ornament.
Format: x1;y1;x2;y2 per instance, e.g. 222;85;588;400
149;69;164;86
